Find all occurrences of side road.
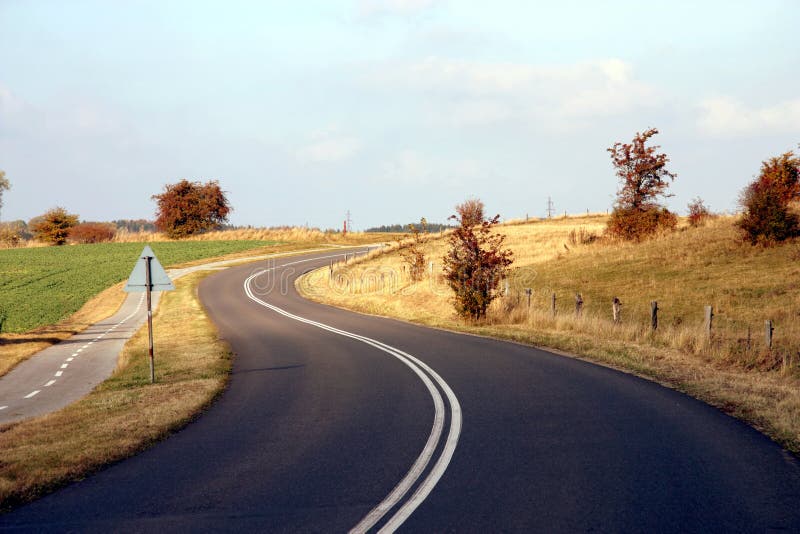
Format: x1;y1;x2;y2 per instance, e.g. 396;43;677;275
0;248;354;425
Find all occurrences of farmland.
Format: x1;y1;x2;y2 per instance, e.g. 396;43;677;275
0;241;277;333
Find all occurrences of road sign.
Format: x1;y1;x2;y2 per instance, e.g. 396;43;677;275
124;245;174;292
123;245;173;384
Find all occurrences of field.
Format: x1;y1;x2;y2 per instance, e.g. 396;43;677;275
299;215;800;452
0;240;278;333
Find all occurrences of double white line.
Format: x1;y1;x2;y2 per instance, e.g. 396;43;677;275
243;254;462;533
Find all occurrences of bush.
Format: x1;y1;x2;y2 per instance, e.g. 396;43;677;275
737;183;799;245
399;218;428;282
69;222;117;244
606;207;677;241
152;179;231;239
687;197;711;227
30;207;79;245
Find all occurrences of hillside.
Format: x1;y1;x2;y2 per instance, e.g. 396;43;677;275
299;215;800;451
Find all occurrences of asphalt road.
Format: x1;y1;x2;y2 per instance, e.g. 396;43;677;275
3;249;800;532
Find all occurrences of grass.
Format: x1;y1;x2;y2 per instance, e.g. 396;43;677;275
0;270;231;510
298;214;800;453
0;240;282;333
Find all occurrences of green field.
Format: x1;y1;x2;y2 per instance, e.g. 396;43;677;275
0;241;276;333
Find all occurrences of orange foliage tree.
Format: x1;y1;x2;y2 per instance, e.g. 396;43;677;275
30;207;79;245
607;128;677;240
152;179;231;239
69;222;117;244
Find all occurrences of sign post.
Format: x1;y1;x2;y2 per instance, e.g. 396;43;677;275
124;246;174;384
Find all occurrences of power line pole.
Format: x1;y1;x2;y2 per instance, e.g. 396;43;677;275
343;210;353;236
546;196;554;219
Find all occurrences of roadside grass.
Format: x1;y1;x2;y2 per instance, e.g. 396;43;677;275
0;270;230;510
112;227;401;245
298;215;800;452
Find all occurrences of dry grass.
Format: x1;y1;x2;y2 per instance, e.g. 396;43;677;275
113;227;400;245
0;282;126;377
0;270;230;510
299;215;800;452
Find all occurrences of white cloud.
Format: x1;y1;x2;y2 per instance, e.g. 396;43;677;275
296;135;363;163
375;149;481;186
698;96;800;137
357;0;439;17
365;57;662;126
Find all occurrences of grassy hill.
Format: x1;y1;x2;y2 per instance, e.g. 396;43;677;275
299;215;800;452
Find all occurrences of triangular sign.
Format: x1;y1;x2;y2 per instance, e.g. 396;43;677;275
124;245;175;292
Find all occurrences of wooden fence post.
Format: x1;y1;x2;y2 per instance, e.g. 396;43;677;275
551;293;557;317
612;297;621;324
704;306;714;338
525;288;532;309
651;301;659;331
575;293;583;318
765;320;773;350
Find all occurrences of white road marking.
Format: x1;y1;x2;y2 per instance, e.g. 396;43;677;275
25;390;40;399
0;406;7;411
72;353;79;357
244;254;462;533
60;363;69;369
67;357;74;362
44;380;56;387
55;371;63;377
76;348;83;353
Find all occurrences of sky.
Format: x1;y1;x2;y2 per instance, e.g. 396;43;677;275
1;0;799;230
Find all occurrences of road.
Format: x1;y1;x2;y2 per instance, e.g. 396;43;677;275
3;249;800;532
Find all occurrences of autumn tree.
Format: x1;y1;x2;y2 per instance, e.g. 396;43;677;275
737;150;800;245
69;222;117;244
152;179;231;239
30;207;79;245
443;199;513;320
400;217;428;282
0;170;10;221
607;128;677;240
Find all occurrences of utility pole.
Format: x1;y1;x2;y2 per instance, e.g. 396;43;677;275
546;196;554;219
343;210;353;236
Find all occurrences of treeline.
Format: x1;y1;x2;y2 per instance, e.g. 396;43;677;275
366;222;454;233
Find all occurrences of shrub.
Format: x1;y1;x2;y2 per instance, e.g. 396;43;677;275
687;197;711;227
30;207;79;245
607;207;677;241
400;218;428;282
69;222;117;244
443;199;513;320
737;182;799;245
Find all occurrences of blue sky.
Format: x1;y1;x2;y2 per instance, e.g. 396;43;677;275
1;0;798;229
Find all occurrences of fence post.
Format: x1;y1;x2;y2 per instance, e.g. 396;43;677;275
551;293;557;317
525;288;532;309
612;297;621;324
765;320;773;350
575;293;583;318
704;305;714;338
651;301;659;331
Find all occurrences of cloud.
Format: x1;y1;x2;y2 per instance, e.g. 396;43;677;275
698;96;800;137
357;0;439;18
364;57;662;126
296;134;363;163
375;149;482;186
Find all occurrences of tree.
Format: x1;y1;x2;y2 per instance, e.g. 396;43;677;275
737;150;800;245
457;198;485;227
606;128;677;240
69;222;117;244
0;170;10;221
443;199;513;320
400;218;428;282
152;179;231;238
30;207;79;245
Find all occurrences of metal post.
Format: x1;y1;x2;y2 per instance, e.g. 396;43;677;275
651;301;658;331
145;255;155;384
551;293;556;317
765;320;774;350
525;288;532;309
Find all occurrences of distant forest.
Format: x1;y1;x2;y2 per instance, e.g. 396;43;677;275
365;222;455;233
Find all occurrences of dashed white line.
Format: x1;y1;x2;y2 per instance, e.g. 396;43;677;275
76;348;83;353
44;380;56;387
60;363;69;369
55;371;63;377
24;390;40;399
0;406;7;411
66;357;74;362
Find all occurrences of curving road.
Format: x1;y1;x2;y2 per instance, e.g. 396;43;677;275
3;250;800;532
